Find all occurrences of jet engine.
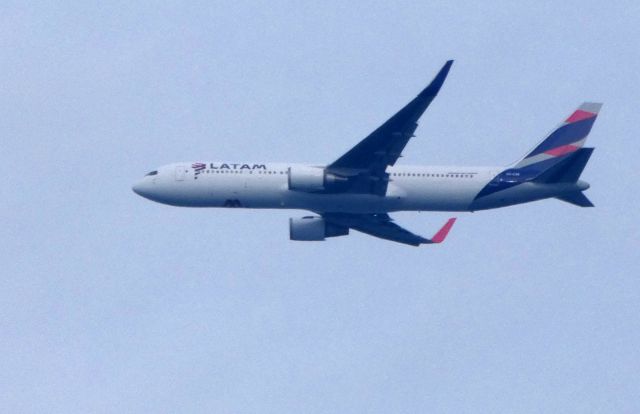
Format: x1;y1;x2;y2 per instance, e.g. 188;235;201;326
288;166;347;192
289;216;349;241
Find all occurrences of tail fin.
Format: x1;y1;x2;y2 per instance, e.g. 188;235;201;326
514;102;602;172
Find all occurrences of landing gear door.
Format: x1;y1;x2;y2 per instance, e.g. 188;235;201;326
175;165;187;181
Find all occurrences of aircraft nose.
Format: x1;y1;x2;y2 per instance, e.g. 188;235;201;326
132;179;152;198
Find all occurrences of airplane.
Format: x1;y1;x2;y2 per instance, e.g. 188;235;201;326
132;60;601;246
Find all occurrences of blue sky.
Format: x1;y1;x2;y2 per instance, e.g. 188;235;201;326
1;1;639;412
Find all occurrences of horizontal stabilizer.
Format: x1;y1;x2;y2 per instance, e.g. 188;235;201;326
556;192;594;207
534;148;594;183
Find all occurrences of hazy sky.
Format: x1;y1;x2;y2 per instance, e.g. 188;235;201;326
2;1;639;413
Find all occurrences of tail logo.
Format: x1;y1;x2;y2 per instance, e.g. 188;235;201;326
515;102;602;169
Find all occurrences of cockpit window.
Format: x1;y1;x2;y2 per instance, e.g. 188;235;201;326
145;170;158;176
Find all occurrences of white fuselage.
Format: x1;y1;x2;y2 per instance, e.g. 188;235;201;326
132;162;588;213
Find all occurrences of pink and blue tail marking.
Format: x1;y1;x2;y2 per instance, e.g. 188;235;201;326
514;102;602;170
475;102;602;200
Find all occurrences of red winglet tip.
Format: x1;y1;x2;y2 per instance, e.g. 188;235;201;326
431;218;456;244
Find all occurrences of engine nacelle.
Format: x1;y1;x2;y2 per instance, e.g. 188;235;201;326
288;165;325;192
289;216;349;241
288;165;349;192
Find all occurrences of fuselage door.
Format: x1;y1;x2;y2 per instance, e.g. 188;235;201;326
175;165;187;181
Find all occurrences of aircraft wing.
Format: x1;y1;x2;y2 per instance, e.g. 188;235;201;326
323;213;456;246
326;60;453;195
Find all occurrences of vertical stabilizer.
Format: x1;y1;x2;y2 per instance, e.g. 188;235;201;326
514;102;602;171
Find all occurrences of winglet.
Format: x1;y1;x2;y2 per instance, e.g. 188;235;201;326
430;218;457;243
418;60;454;99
